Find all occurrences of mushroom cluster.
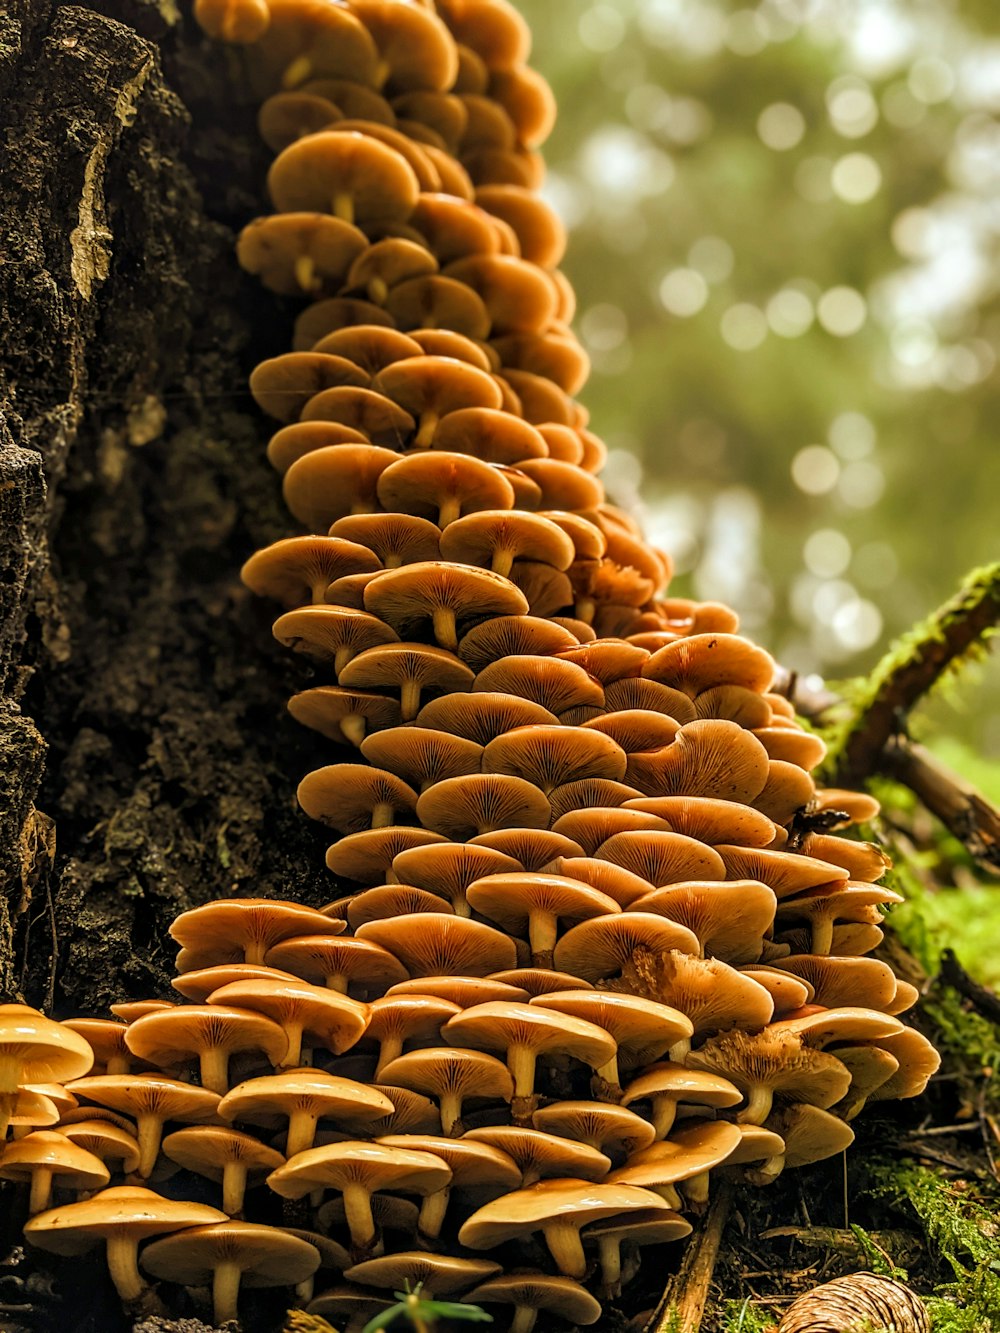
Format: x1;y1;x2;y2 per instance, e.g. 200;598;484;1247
0;0;941;1328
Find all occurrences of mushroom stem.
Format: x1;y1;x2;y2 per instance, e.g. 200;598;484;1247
439;1091;464;1137
811;914;835;956
28;1167;54;1216
335;647;355;677
0;1056;22;1141
510;1308;538;1333
280;1021;305;1068
593;1055;622;1097
136;1115;165;1179
342;1182;376;1249
438;498;461;529
106;1056;132;1075
294;255;317;294
597;1235;623;1299
415;411;438;448
368;278;389;306
738;1085;774;1125
244;942;267;965
327;973;350;994
212;1259;243;1325
371;801;397;830
199;1047;231;1096
431;608;459;652
542;1220;587;1279
283;55;311;89
400;682;422;721
490;547;516;578
527;911;558;968
508;1044;539;1102
286;1109;320;1158
652;1100;678;1139
683;1171;710;1210
309;577;330;605
341;714;367;747
668;1037;691;1062
575;597;596;624
222;1162;247;1215
105;1234;146;1304
374;1038;402;1080
417;1184;451;1239
332;192;355;225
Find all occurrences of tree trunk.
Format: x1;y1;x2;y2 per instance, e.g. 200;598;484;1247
0;0;335;1013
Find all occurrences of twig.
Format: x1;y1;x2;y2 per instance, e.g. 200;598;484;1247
882;742;1000;873
779;683;1000;876
831;562;1000;786
645;1179;734;1333
939;947;1000;1025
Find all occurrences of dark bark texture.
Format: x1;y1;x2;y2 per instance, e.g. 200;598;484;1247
0;0;340;1015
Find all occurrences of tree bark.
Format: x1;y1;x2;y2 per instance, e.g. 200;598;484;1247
0;0;338;1013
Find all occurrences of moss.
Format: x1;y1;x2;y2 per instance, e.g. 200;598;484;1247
866;1161;1000;1332
717;1297;779;1332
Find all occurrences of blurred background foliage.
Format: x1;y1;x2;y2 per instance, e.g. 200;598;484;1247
521;0;1000;772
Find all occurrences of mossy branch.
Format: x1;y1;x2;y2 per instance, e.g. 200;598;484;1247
780;565;1000;869
824;562;1000;787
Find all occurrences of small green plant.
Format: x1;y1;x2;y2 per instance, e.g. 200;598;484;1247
362;1282;493;1333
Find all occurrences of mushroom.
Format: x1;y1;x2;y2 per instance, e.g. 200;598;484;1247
482;724;627;794
263;934;409;996
169;898;346;968
0;1005;94;1140
273;605;400;675
122;1006;287;1096
237;212;367;297
241;534;382;607
378;1047;513;1135
442;1001;616;1122
218;1070;394;1157
160;1127;285;1215
204;978;369;1068
360;727;484;798
325;826;449;886
330;513;442;570
344;1250;501;1296
288;687;402;748
267;1141;452;1250
462;1126;611;1186
529;990;693;1096
338;642;474;719
365;560;527;651
466;872;620;967
459;1179;674;1278
355;912;518;977
297;764;419;835
473;654;604;714
627;880;778;965
415;772;551;838
55;1118;142;1175
364;994;462;1078
530;1102;656;1163
686;1028;853;1125
389;840;520;915
605;1121;743;1209
470;827;585;869
24;1186;227;1306
417;690;558;745
140;1221;320;1326
375;1134;521;1238
268;130;420;225
63;1074;220;1180
0;1130;109;1214
621;1064;743;1139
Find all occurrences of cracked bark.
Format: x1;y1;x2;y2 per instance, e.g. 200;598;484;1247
0;1;341;1020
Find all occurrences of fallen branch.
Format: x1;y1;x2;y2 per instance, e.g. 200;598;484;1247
939;947;1000;1026
644;1179;734;1333
882;741;1000;874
